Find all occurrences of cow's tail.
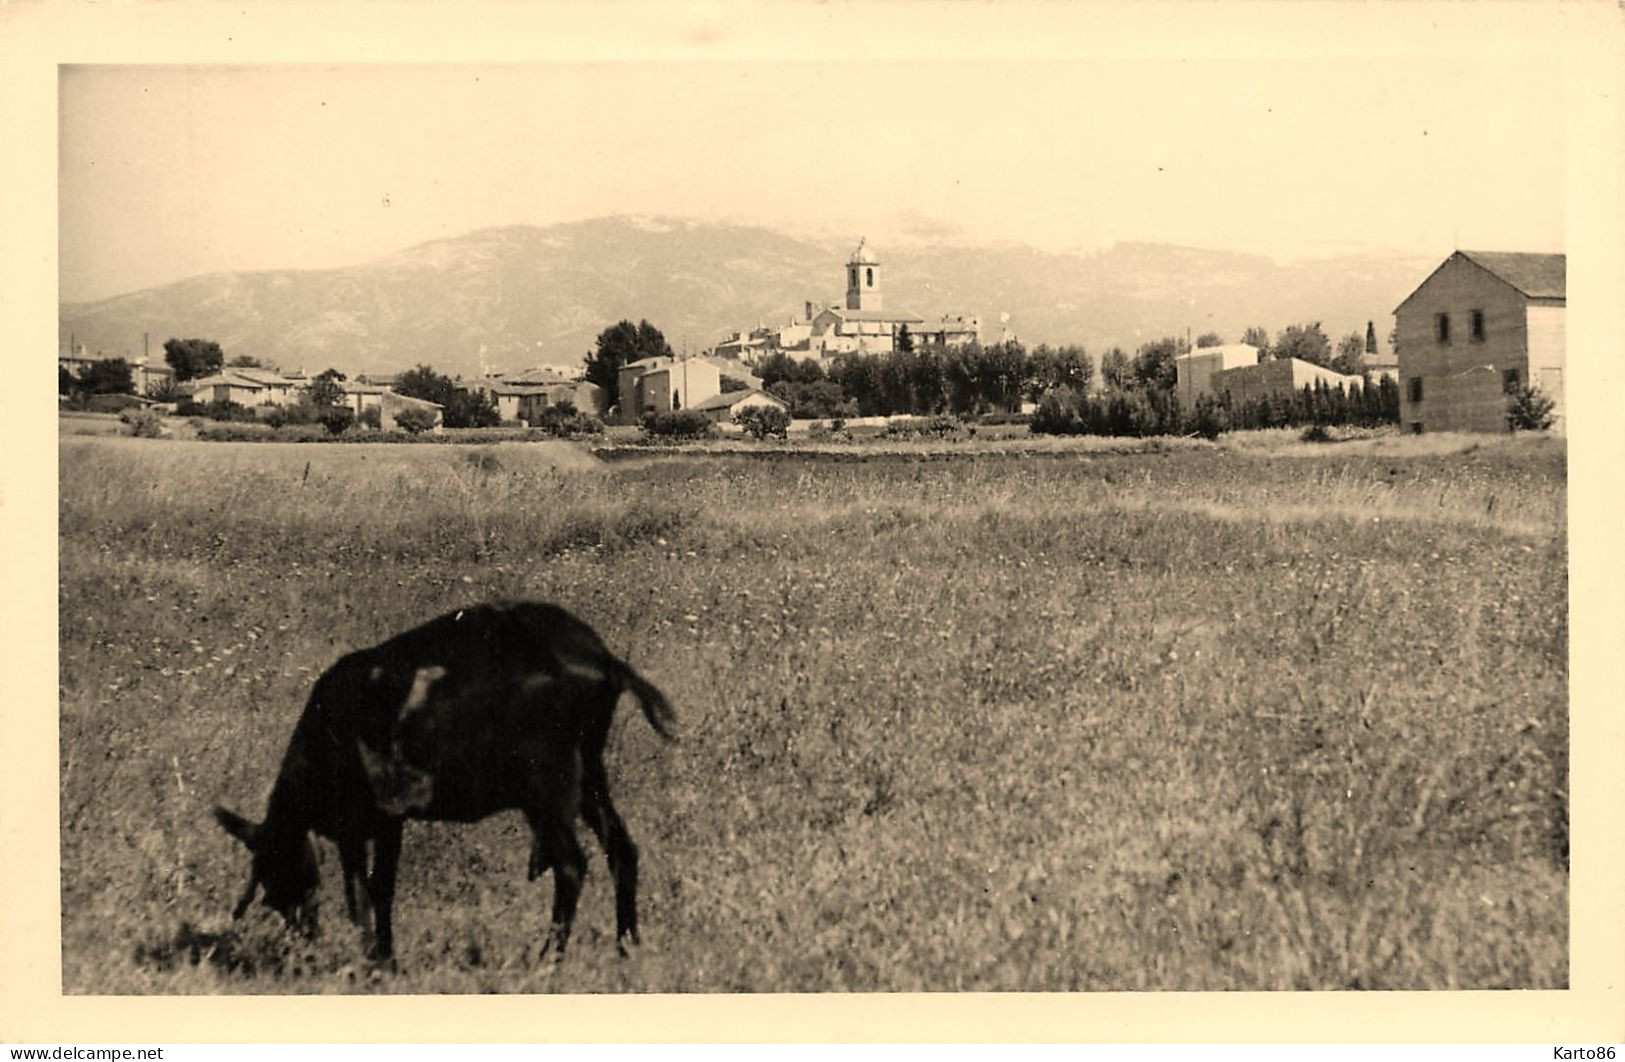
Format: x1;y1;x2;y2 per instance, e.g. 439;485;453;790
612;659;679;742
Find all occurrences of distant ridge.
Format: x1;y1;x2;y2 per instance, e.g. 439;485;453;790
59;215;1435;378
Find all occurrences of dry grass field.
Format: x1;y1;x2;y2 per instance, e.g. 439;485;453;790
57;427;1568;993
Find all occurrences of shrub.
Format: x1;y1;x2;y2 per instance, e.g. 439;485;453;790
1030;387;1087;435
358;406;382;430
642;410;715;440
1300;423;1333;443
534;404;604;438
736;404;791;441
393;407;439;435
1506;386;1556;432
195;399;258;423
119;408;164;438
318;406;356;436
1190;394;1230;441
886;414;962;439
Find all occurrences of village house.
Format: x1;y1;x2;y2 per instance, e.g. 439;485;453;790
59;349;176;397
338;383;445;431
689;388;789;425
1393;250;1565;433
616;355;722;422
1174;343;1261;405
180;366;303;407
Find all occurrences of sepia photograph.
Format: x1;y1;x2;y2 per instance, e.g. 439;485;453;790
9;0;1625;1043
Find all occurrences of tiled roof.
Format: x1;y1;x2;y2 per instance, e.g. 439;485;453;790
1457;250;1565;300
820;307;925;324
689;388;782;412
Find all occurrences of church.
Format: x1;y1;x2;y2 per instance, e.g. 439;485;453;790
716;240;981;362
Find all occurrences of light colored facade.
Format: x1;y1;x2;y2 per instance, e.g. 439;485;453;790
1175;343;1261;405
1393;250;1565;433
689;388;789;423
59;352;176;396
1209;357;1363;405
616;356;722;421
340;384;444;431
183;368;301;407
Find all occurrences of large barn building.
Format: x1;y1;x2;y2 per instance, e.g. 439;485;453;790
1393;250;1565;434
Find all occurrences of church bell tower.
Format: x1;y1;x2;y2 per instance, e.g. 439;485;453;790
845;238;882;312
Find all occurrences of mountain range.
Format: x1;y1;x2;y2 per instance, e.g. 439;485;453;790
59;215;1435;379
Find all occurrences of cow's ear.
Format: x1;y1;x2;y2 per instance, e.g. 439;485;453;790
214;806;262;848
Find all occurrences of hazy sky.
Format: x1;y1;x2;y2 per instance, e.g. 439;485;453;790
59;43;1568;302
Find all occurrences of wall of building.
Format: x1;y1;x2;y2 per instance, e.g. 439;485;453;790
1209;358;1360;405
1525;303;1566;431
1395;255;1540;433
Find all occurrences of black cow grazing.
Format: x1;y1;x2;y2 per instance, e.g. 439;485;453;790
214;601;676;961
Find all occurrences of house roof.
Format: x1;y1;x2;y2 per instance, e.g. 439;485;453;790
498;367;578;386
184;370;270;390
819;307;925;324
1458;250;1566;300
689;388;784;412
1397;250;1566;312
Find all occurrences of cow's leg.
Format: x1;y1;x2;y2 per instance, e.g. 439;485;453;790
526;809;586;960
337;835;374;952
367;818;404;961
581;756;641;954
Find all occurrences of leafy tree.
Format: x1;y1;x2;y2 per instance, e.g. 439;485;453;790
318;406;355;436
145;376;181;402
59;365;75;395
309;367;347;407
1506;386;1556;431
1132;336;1185;394
720;376;749;393
1240;326;1271;360
393;407;438;435
1195;332;1224;348
642;409;714;439
395;363;457;406
393;363;495;428
77;358;134;395
1100;347;1133;391
162;338;224;382
585;319;673;399
1272;322;1332;367
228;354;267;369
443;390;500;429
736;404;791;440
755;351;799;389
1331;333;1366;376
768;380;853;419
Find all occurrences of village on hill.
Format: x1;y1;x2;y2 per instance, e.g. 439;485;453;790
58;239;1565;441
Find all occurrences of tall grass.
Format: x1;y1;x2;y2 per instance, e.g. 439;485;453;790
58;432;1567;992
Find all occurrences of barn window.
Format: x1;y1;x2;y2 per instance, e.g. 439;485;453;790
1471;309;1486;342
1434;313;1451;344
1502;368;1520;394
1407;376;1424;403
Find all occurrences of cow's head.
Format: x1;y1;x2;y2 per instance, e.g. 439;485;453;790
214;806;321;935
